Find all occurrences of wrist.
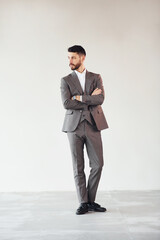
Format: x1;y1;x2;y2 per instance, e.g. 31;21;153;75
76;95;80;101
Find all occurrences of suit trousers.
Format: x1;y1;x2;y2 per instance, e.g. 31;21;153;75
67;119;104;204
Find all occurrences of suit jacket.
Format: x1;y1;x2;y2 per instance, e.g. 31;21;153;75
60;69;109;132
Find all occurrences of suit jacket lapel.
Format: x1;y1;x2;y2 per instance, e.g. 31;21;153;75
71;70;93;95
85;70;93;95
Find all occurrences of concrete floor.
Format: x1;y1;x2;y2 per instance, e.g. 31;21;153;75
0;191;160;240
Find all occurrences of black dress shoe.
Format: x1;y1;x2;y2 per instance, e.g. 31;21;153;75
76;202;88;215
87;202;107;212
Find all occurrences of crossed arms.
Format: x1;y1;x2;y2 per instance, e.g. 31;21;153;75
60;74;105;110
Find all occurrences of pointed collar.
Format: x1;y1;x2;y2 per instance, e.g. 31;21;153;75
74;68;87;77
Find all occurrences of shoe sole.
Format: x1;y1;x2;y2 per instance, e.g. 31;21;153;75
88;208;107;212
76;210;88;215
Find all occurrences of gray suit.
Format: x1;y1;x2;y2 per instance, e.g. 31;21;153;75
60;70;109;203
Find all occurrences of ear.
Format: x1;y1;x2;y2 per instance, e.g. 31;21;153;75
82;55;85;61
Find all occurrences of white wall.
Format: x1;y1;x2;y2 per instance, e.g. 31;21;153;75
0;0;160;191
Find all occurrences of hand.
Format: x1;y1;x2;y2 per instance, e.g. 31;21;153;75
71;95;81;101
91;88;102;95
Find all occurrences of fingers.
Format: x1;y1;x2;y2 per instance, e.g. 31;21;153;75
91;88;102;95
93;88;101;92
94;88;102;93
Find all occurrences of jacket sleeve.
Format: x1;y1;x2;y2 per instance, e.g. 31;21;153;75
60;77;88;110
81;74;105;105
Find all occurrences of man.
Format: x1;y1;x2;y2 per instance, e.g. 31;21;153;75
60;45;109;215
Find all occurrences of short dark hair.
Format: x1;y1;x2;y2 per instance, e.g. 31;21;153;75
68;45;86;56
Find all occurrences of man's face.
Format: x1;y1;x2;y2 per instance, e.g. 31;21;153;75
68;52;85;70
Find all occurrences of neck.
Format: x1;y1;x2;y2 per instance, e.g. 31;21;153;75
76;65;85;73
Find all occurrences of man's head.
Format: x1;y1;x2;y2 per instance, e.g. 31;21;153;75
68;45;86;71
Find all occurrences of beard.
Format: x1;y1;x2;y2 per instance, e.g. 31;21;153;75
69;62;82;70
